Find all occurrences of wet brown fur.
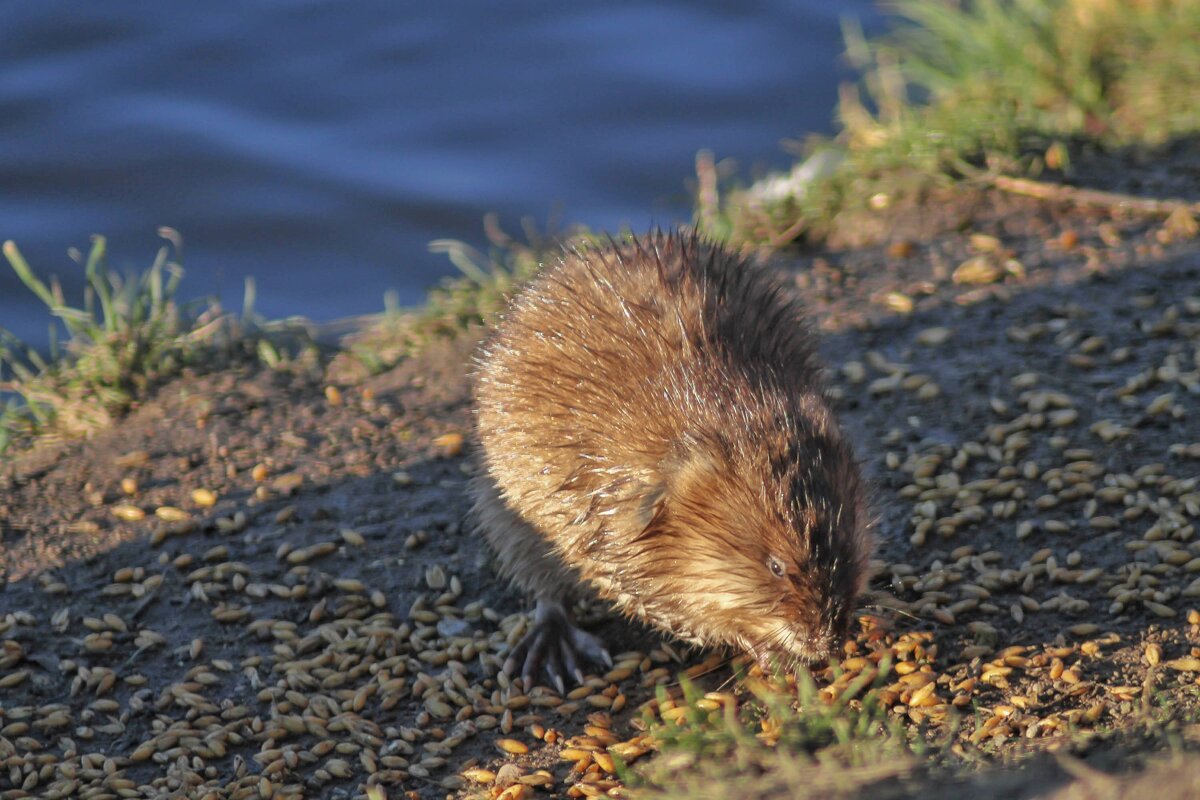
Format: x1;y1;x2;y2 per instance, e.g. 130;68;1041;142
470;230;871;664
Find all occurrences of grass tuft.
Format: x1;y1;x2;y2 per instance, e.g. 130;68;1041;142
0;230;311;452
633;664;927;800
1;218;585;450
334;215;592;378
698;0;1200;248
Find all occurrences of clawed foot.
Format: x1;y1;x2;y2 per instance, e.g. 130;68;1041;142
503;599;612;693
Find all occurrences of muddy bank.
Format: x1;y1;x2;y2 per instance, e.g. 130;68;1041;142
3;183;1200;798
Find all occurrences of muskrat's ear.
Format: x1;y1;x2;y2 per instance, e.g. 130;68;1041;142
666;435;728;496
634;437;723;533
634;481;667;532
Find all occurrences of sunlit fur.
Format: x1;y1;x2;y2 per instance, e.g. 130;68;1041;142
471;230;872;665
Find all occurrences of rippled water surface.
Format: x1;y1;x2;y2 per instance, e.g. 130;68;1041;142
0;1;880;345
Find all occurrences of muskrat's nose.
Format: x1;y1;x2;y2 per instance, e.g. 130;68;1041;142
807;627;845;665
789;630;838;666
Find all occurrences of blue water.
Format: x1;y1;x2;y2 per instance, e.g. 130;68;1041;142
0;1;881;347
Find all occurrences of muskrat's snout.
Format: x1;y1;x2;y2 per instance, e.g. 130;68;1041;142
803;628;844;665
755;626;841;673
786;607;854;666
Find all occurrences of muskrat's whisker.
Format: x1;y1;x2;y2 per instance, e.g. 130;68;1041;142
716;670;741;693
859;600;920;623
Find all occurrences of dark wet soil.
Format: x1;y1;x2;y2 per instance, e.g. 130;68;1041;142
3;156;1200;799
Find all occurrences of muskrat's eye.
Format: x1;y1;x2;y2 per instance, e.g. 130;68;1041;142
768;557;786;578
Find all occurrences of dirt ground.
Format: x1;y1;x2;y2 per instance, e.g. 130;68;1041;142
4;157;1200;799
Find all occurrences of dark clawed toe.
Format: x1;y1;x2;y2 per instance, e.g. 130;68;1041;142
501;600;610;691
557;637;584;687
525;630;566;695
519;627;550;690
502;633;534;681
567;626;612;669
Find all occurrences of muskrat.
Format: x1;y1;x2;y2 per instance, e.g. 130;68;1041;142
470;230;871;689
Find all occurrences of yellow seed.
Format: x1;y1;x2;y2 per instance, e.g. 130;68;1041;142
953;256;1003;285
425;698;453;719
496;738;528;755
1145;643;1162;667
324;385;343;405
251;463;270;482
83;634;113;652
609;741;648;762
272;473;304;494
462;768;496;784
112;505;145;522
660;706;689;722
559;748;591;761
192;488;218;507
1049;409;1078;427
340;528;365;547
1167;658;1200;671
0;670;29;688
433;432;465;457
1146;393;1175;416
425;566;447;590
155;506;189;522
969;233;1001;253
909;682;941;707
120;477;138;496
916;327;951;346
1083;702;1106;724
881;292;914;314
1145;601;1176;618
604;667;634;682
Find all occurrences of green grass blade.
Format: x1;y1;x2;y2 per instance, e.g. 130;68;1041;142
3;241;57;308
428;239;491;284
84;236;117;333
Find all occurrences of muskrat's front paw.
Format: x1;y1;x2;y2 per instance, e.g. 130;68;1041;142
503;600;612;693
